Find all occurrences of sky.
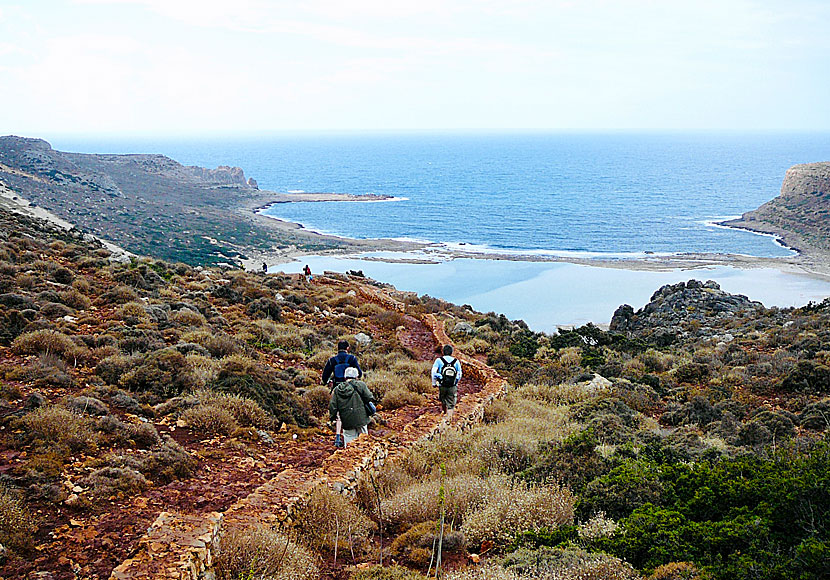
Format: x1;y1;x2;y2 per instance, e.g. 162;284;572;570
1;0;829;136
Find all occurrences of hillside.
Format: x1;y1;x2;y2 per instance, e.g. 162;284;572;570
0;136;356;267
0;204;828;580
722;161;830;257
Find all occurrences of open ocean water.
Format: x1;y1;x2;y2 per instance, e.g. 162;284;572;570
55;132;830;330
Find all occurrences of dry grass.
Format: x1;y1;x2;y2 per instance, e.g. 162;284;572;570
215;524;320;580
170;308;207;327
0;485;38;551
382;388;426;410
180;405;239;435
460;479;575;550
16;405;96;453
302;385;332;418
380;474;491;529
12;329;77;359
294;485;375;553
186;354;220;387
195;389;272;428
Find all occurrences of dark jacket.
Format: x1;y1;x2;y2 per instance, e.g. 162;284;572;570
322;351;362;385
329;379;374;430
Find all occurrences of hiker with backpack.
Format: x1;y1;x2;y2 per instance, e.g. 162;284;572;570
329;366;375;446
432;345;462;417
322;340;362;388
322;340;363;446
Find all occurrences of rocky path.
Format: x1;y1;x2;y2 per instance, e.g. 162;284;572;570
109;281;505;580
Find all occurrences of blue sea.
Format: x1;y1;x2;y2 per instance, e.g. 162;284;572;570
53;132;830;330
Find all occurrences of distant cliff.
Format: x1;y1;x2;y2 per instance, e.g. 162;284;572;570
722;162;830;255
0;136;339;266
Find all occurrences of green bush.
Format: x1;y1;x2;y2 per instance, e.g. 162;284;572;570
119;348;195;399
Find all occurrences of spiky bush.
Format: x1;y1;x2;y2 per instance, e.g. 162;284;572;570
83;466;149;498
294;485;375;553
195;390;273;428
14;405;96;454
381;474;490;529
349;565;428;580
0;485;38;551
12;329;77;359
180;405;239;435
460;480;575;550
215;524;319;580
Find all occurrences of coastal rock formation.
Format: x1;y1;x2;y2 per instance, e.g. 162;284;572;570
722;161;830;254
610;279;762;344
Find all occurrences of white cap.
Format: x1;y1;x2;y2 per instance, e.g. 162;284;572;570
344;367;359;379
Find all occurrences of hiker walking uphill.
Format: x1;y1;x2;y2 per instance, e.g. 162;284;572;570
329;366;375;446
322;340;362;388
432;345;462;417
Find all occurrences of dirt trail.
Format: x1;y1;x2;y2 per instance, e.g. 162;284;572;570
108;280;502;580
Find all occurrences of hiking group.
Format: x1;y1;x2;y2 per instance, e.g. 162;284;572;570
324;340;462;447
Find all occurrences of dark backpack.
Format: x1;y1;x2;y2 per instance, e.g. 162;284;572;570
439;356;458;389
333;353;351;383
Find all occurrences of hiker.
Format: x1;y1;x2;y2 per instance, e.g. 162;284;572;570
261;262;267;273
329;366;375;446
432;344;462;417
322;339;362;387
303;264;312;281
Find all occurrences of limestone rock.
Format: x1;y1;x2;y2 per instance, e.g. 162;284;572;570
354;332;372;347
453;321;475;335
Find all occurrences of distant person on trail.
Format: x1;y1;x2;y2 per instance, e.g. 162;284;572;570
322;339;362;388
261;262;267;273
303;264;312;281
432;344;462;417
329;366;375;447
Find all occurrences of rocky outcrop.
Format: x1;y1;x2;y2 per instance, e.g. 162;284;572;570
183;165;253;188
721;162;830;254
610;279;762;345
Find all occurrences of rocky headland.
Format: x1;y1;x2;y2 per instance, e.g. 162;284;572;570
0;136;422;268
721;162;830;260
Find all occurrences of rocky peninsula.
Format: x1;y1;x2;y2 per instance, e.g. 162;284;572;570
721;162;830;268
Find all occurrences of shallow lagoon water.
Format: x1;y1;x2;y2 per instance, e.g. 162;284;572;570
275;255;830;333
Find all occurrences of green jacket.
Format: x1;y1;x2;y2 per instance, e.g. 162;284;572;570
329;379;375;430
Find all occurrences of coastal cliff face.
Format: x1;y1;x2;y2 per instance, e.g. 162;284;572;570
723;161;830;254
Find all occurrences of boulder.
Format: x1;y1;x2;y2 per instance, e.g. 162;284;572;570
354;333;372;347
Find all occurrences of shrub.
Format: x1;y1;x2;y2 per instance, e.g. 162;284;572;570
460;480;575;551
117;301;150;324
14;405;96;454
196;390;273;428
170;308;207;327
83;466;149;498
119;348;195;399
302;385;332;418
66;396;109;416
580;461;665;520
381;474;490;529
649;561;711;580
390;520;465;567
382;387;426;410
212;358;308;426
294;485;374;552
141;439;198;483
12;329;77;359
215;524;319;580
0;485;38;551
350;565;428;580
180;405;239;435
96;354;141;385
181;330;241;358
500;545;640;580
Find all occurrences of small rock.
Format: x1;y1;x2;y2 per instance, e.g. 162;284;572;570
354;332;372;347
257;430;275;444
347;290;357;297
453;321;475;335
25;392;46;410
274;293;285;302
65;494;82;508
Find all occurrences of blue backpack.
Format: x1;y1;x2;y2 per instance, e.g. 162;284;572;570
333;353;351;383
